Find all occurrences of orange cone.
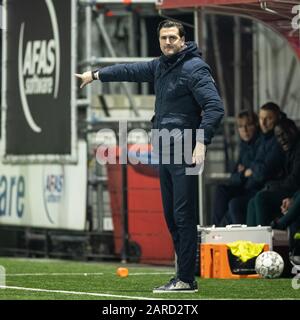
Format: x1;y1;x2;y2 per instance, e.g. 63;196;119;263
116;267;129;278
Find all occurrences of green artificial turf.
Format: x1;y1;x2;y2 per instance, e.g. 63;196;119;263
0;257;299;300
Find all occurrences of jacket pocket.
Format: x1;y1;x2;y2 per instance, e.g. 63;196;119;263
166;76;189;98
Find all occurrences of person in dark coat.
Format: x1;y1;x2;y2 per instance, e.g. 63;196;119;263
212;110;261;226
212;102;285;226
247;118;300;228
245;102;285;189
76;20;224;293
270;189;300;261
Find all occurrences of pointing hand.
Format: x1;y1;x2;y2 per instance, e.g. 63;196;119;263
75;71;93;89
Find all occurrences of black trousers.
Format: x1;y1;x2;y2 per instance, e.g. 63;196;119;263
247;189;300;251
212;185;256;226
159;163;198;283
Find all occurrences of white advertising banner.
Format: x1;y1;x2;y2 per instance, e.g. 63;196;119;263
0;141;87;230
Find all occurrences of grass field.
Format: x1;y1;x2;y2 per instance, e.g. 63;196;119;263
0;257;299;300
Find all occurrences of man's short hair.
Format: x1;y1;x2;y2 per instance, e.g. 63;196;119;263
237;109;258;126
157;19;186;38
260;101;286;122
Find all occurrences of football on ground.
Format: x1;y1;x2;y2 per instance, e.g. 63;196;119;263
255;251;284;279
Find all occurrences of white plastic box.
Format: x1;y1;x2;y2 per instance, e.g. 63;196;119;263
198;224;273;250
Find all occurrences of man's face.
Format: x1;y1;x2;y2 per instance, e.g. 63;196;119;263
259;109;277;134
159;27;185;57
275;126;295;152
237;117;256;142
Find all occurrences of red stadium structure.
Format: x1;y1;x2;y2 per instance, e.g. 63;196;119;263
158;0;300;60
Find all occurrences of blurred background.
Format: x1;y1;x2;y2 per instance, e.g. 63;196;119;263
0;0;299;267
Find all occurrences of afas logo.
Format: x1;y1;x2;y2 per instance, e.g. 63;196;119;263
18;0;60;133
43;167;64;225
292;5;300;30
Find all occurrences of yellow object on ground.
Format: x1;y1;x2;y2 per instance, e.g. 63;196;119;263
294;233;300;240
227;241;265;262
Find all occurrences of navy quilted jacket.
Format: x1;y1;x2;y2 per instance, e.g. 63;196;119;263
98;41;224;145
229;133;262;190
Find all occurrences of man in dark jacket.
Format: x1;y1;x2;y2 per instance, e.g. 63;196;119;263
213;102;285;226
244;102;285;190
212;110;261;226
232;102;285;225
247;118;300;227
76;20;224;293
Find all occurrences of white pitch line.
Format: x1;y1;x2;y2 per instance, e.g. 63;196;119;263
5;272;173;277
0;285;162;300
6;272;104;276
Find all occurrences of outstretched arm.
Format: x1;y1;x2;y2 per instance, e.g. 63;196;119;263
75;60;158;88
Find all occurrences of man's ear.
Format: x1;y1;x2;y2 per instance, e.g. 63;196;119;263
181;36;185;46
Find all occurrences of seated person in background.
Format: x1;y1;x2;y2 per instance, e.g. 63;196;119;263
213;102;285;226
271;190;300;264
247;118;300;227
212;109;261;226
290;229;300;265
